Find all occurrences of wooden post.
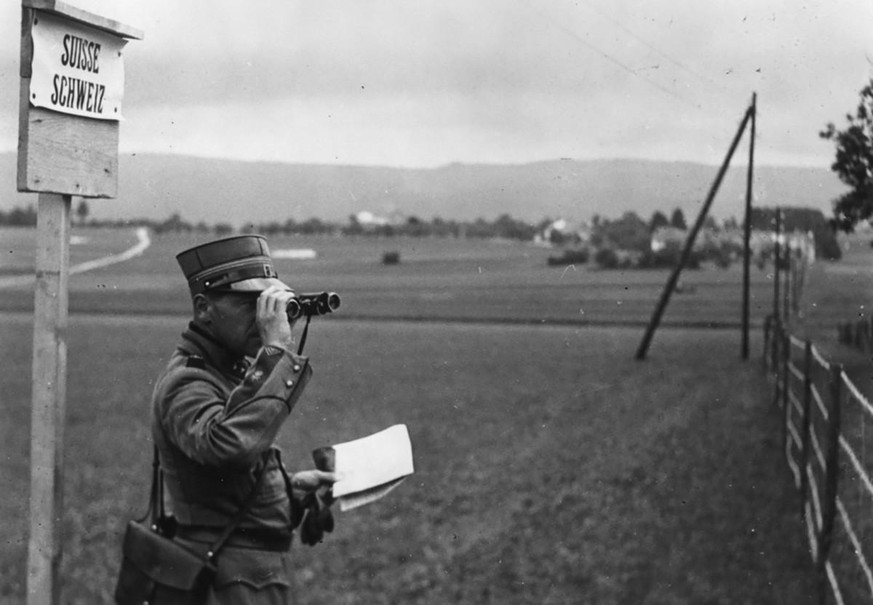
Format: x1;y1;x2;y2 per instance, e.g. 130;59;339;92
28;193;70;605
771;320;782;408
799;340;813;518
783;243;791;322
17;4;142;603
780;333;790;461
772;317;780;377
636;103;753;360
741;93;756;360
818;363;843;602
773;210;781;325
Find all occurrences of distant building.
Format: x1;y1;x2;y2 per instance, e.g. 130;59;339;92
355;210;390;228
650;226;687;252
352;209;407;233
650;226;744;254
536;218;591;246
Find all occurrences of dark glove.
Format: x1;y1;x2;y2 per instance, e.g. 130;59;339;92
299;487;335;546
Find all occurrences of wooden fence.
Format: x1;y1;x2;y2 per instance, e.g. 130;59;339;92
765;317;873;604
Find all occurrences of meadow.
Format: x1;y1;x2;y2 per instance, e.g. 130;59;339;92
1;228;783;328
2;226;869;603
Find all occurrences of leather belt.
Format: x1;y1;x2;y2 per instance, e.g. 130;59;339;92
176;525;293;552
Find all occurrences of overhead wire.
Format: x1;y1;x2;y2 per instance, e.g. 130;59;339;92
576;0;729;95
520;0;764;115
524;4;703;110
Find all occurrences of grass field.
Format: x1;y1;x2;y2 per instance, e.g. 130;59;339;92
1;227;870;603
1;227;781;327
1;319;816;604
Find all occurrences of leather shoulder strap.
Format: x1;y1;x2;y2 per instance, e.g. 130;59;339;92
203;454;271;560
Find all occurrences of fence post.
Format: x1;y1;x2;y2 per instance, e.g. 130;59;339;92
771;320;782;407
780;331;790;452
774;319;782;373
798;341;813;518
867;317;873;354
862;319;873;355
773;210;781;325
783;247;791;321
818;363;843;602
793;249;803;315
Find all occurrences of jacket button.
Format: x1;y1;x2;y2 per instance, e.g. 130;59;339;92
292;364;301;372
285;379;294;387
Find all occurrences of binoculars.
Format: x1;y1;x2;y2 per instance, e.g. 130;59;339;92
286;292;341;320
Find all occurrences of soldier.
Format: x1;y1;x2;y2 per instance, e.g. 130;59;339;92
151;234;336;604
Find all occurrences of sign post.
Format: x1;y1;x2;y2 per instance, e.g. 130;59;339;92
17;3;141;603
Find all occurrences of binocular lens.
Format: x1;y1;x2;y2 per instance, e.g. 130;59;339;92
286;292;341;320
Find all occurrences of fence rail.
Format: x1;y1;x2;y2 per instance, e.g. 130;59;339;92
765;317;873;604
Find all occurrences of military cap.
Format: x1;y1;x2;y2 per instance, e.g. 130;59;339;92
176;235;291;295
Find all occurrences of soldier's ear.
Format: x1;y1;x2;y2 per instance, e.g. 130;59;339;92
192;293;211;322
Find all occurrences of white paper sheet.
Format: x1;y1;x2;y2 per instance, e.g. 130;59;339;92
330;424;414;510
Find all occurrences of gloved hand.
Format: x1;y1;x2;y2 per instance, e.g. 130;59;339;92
299;487;335;546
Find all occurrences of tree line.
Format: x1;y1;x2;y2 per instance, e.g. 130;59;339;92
0;203;689;243
0;206;550;240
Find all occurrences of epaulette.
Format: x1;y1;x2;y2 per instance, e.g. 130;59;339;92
185;355;206;369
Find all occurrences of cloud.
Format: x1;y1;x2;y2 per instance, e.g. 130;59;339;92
2;0;873;168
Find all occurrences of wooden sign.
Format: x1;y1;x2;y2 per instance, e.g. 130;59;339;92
29;11;128;120
17;0;142;198
18;4;141;604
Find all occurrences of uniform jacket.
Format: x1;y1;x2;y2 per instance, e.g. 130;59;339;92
151;322;312;537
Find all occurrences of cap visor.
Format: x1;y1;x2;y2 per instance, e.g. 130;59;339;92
226;277;292;293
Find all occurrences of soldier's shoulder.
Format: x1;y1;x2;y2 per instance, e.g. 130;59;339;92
185;354;206;370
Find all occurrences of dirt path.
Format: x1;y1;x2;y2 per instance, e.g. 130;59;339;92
0;227;151;289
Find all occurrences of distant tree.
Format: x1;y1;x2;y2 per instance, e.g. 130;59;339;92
343;214;363;236
820;78;873;231
465;218;491;239
648;210;669;232
492;213;536;240
1;205;38;226
750;206;842;261
374;224;395;237
536;217;554;232
670;208;687;230
259;221;283;235
299;217;335;235
76;200;90;225
431;216;458;238
154;212;192;234
549;229;567;246
404;216;429;237
702;215;719;232
594;247;619;269
596;211;650;253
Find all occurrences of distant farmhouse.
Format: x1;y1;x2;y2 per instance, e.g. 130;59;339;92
353;210;406;230
535;218;591;246
651;225;742;253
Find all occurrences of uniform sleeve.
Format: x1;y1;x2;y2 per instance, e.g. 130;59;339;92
159;348;312;468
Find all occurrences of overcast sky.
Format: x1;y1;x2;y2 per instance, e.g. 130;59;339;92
2;0;872;169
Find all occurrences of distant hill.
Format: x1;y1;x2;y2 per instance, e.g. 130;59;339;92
0;152;847;226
